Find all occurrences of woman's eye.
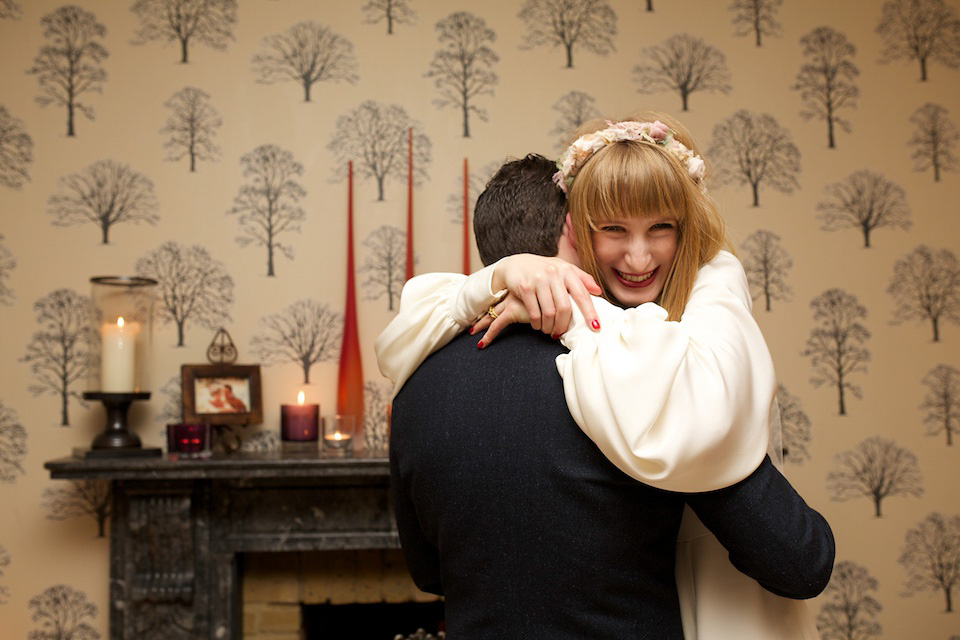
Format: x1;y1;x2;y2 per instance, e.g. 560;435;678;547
651;222;675;231
600;225;625;233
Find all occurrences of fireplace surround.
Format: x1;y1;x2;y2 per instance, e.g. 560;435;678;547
45;450;416;640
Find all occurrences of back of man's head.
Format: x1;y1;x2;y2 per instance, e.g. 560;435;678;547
474;154;567;266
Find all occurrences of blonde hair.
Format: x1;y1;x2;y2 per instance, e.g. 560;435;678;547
566;111;729;320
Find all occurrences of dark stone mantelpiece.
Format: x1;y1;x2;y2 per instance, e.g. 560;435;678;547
45;450;399;640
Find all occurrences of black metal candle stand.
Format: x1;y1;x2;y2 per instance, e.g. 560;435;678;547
78;392;161;458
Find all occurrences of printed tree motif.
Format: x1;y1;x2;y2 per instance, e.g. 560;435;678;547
161;87;222;172
131;0;237;64
0;0;22;20
632;34;732;111
792;26;859;149
328;101;431;201
887;245;960;341
249;299;342;385
20;289;98;426
154;375;183;425
252;21;359;102
47;160;160;244
227;144;306;277
802;289;870;416
740;230;792;311
447;160;499;225
362;0;417;35
920;365;960;445
909;103;959;182
42;479;111;537
709;110;800;207
729;0;782;47
816;561;882;640
899;512;960;612
816;170;911;248
776;384;810;464
517;0;617;69
364;380;391;451
426;11;499;138
240;429;280;453
0;400;26;483
827;436;923;517
28;584;100;640
135;242;234;347
0;104;33;189
0;234;14;306
876;0;960;81
26;6;108;137
360;225;406;311
0;544;9;604
551;90;601;148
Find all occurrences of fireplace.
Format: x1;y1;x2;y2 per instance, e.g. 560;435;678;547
45;450;438;640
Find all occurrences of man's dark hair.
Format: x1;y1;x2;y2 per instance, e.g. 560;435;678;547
474;154;568;266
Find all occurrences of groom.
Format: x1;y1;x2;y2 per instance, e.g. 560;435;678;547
389;154;834;639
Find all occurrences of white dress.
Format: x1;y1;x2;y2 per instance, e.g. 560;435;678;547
375;250;819;639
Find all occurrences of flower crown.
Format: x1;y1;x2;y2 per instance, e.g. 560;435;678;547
553;120;707;194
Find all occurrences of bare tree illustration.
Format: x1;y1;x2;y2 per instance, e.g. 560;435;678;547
899;512;960;612
161;87;221;172
26;6;108;137
154;375;183;425
447;160;500;225
135;242;234;347
131;0;237;64
0;0;22;20
20;289;98;426
792;26;859;149
740;230;792;311
887;245;960;342
816;170;911;248
47;160;160;244
827;436;923;517
729;0;782;47
364;380;391;451
0;234;14;306
802;289;870;416
0;545;9;604
328;101;432;201
250;299;342;385
252;21;359;102
227;144;305;277
909;103;959;181
28;584;100;640
816;560;882;640
920;364;960;445
876;0;960;81
0;400;26;483
551;90;601;147
362;0;417;35
425;11;499;138
709;110;800;207
0;104;33;189
633;34;732;111
360;226;406;311
776;385;810;464
518;0;617;69
42;479;111;538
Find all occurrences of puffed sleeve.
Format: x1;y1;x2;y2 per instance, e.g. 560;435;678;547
375;266;503;396
556;251;775;492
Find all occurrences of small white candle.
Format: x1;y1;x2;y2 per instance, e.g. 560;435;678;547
100;317;140;392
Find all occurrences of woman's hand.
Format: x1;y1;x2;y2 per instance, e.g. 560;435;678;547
475;254;603;347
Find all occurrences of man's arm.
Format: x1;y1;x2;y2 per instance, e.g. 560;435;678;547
389;453;443;596
684;455;835;600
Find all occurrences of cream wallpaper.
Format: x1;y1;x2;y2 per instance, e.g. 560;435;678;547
1;0;959;638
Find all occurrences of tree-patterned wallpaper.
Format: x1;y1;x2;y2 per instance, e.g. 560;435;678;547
1;0;959;637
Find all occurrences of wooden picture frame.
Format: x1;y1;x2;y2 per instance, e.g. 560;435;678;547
181;364;263;425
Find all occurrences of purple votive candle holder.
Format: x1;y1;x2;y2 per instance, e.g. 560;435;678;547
281;402;320;442
166;423;210;458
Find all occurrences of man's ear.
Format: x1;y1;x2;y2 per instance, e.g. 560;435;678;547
562;213;576;248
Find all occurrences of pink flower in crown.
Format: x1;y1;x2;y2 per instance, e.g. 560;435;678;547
646;120;670;141
687;156;705;181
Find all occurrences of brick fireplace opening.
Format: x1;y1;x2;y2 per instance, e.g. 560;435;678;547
242;550;444;639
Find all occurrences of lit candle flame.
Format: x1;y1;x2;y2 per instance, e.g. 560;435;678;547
117;317;125;329
334;432;342;441
297;390;305;405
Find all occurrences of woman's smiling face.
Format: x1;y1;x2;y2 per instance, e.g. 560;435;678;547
591;215;679;307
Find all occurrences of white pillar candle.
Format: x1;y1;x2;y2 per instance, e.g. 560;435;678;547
100;317;140;392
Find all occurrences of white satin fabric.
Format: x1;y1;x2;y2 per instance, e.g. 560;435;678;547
374;250;817;639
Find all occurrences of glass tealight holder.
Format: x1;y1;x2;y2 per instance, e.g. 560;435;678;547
323;414;355;453
166;423;212;459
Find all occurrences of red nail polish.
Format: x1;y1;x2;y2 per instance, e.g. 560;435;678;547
477;341;484;349
552;334;560;340
591;319;601;330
